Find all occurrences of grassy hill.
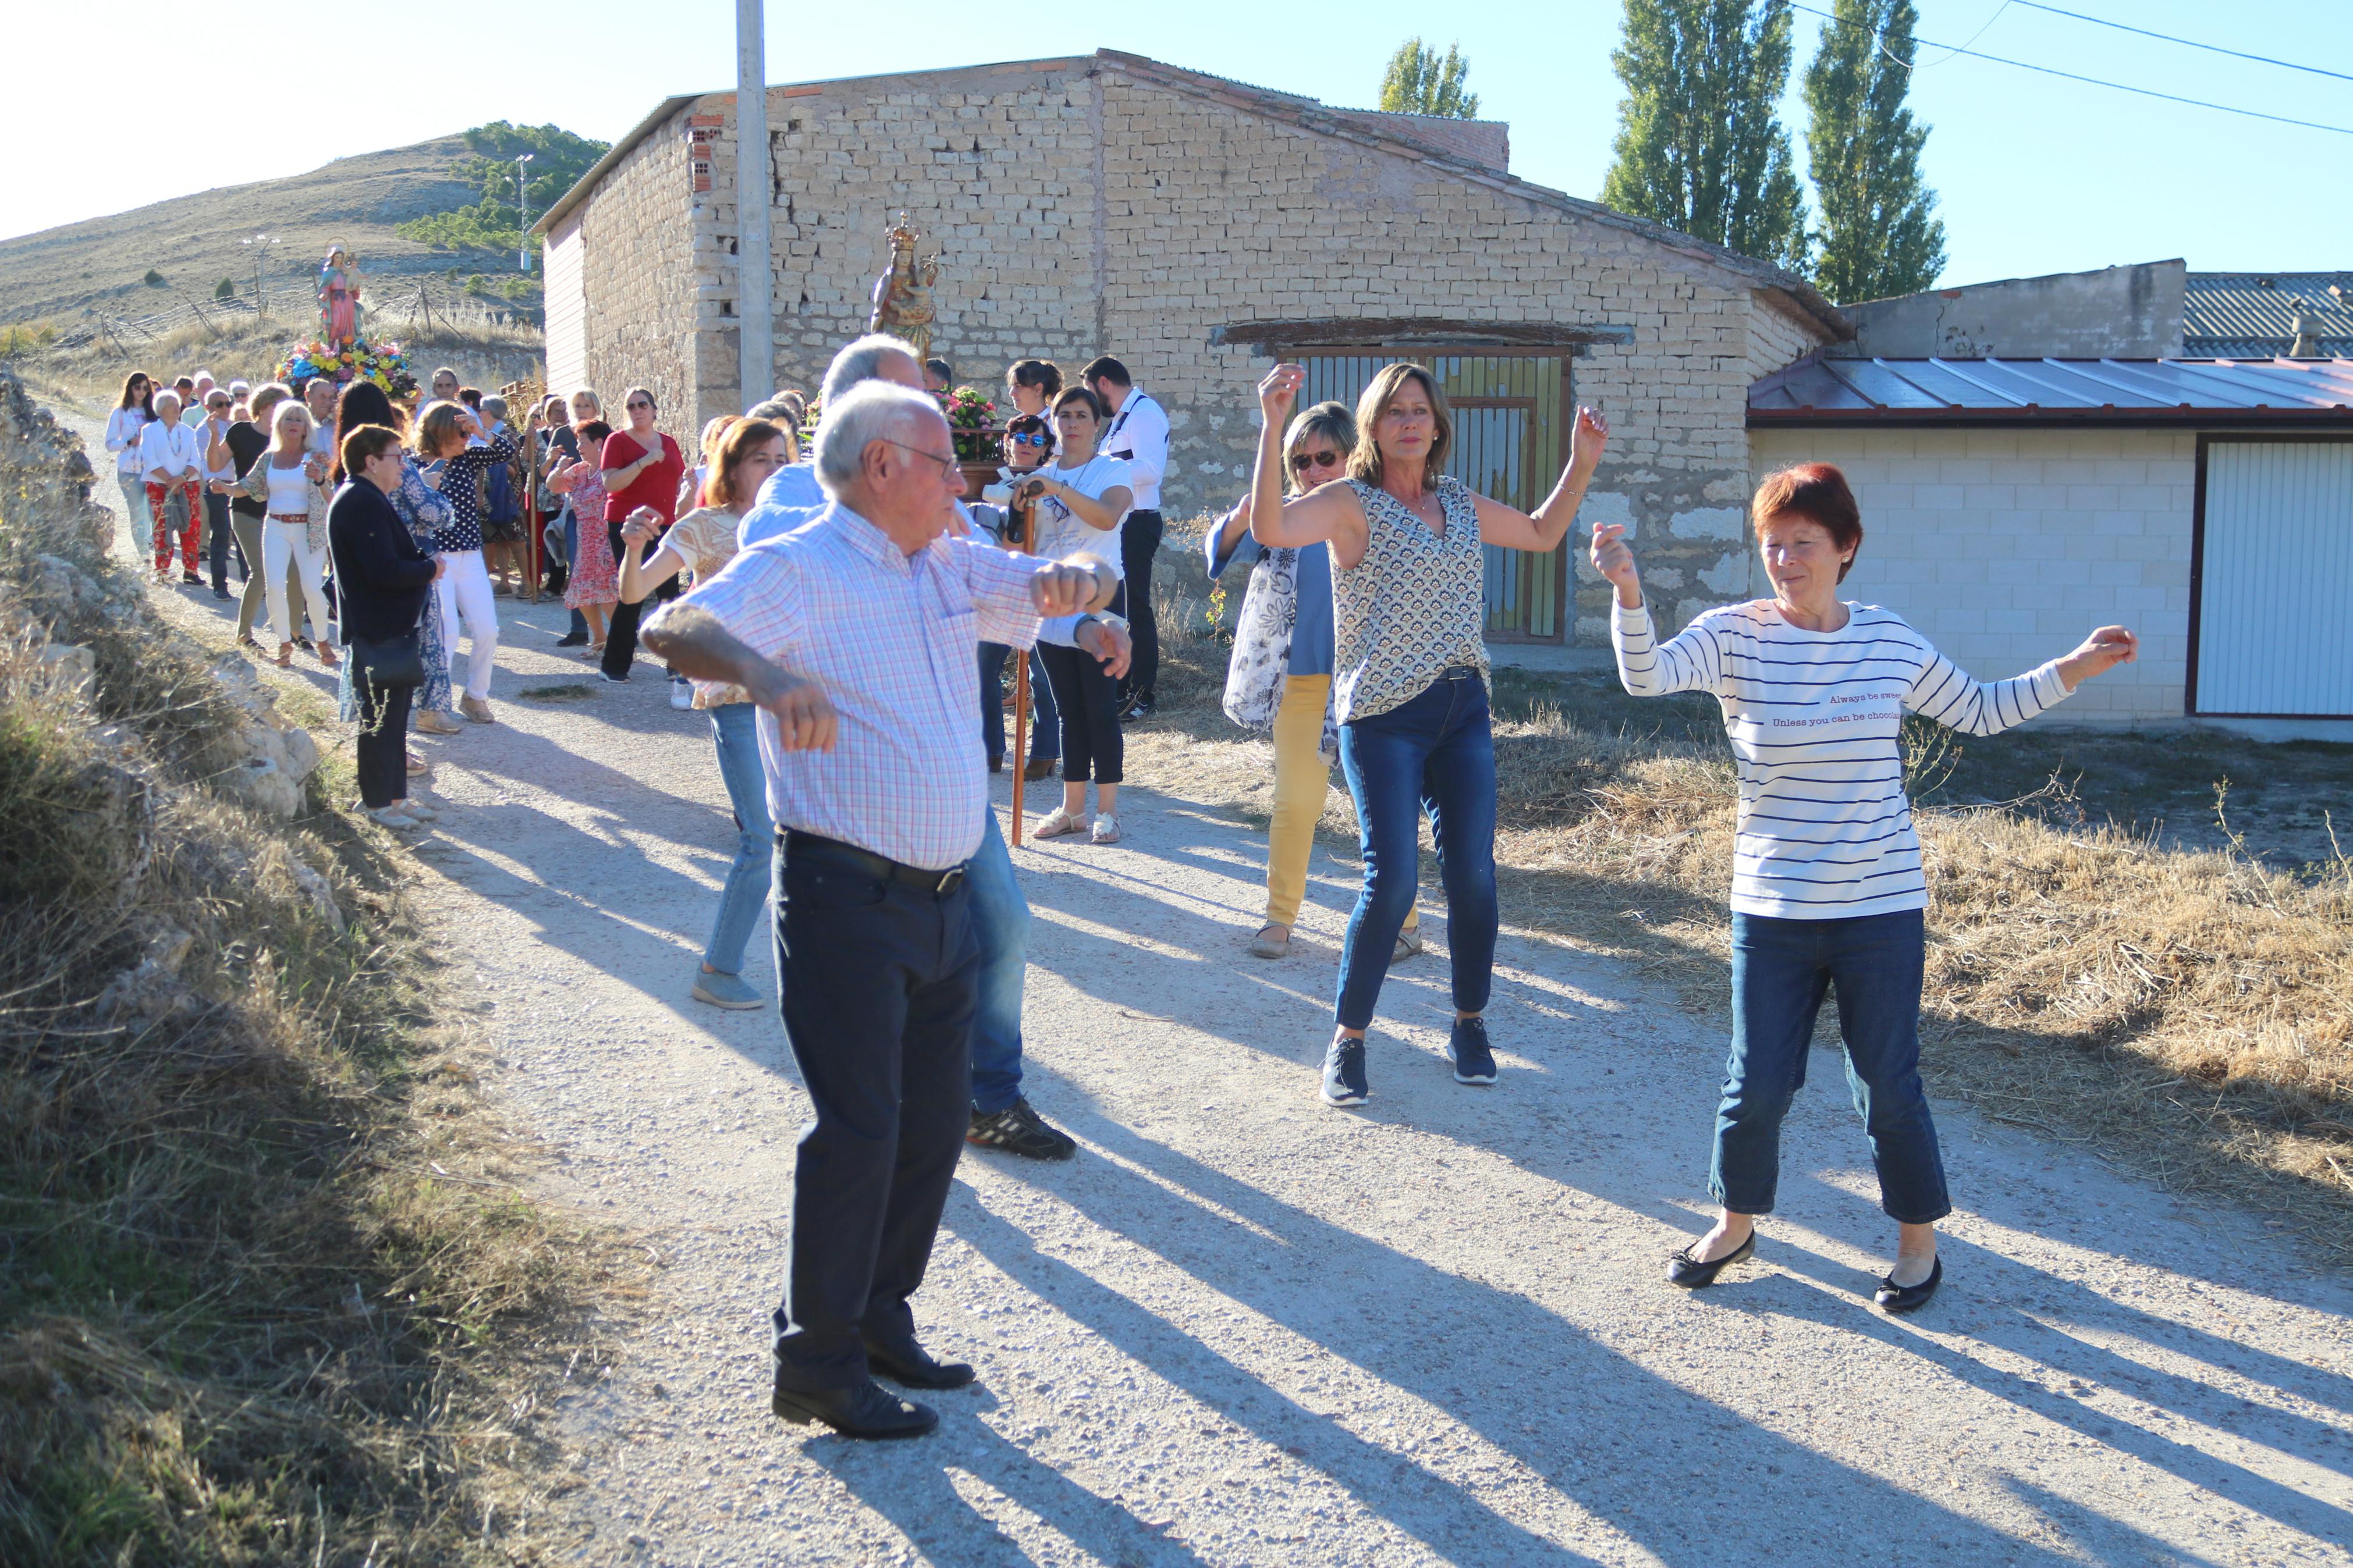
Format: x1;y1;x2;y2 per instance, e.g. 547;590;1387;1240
0;134;542;342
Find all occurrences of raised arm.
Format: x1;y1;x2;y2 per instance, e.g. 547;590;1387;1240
1472;406;1610;552
617;507;689;606
1206;496;1258;577
1245;363;1366;555
1591;520;1723;698
1906;626;2136;736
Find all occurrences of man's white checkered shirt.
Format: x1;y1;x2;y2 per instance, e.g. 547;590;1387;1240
682;500;1044;870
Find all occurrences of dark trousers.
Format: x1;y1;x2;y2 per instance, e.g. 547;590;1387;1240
1334;669;1498;1031
978;642;1059;763
203;492;235;589
600;520;679;678
352;664;414;810
1037;637;1123;784
1117;509;1162;701
769;836;979;1390
1713;908;1951;1224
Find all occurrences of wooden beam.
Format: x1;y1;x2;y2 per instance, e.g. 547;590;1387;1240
1209;318;1634;352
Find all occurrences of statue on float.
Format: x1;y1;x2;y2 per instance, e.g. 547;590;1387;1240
868;213;939;362
317;243;363;349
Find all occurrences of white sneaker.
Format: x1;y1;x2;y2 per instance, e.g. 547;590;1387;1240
399;799;440;822
1089;813;1122;845
1031;806;1088;839
369;806;420;829
670;676;694;710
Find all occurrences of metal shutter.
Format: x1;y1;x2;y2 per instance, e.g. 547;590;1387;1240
2194;440;2353;717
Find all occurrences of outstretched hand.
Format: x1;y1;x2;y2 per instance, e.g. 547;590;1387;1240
757;670;839;752
2056;625;2138;689
1258;362;1305;425
1589;521;1641;605
1569;406;1610;474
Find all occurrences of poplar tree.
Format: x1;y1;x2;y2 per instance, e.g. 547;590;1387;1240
1379;40;1481;119
1804;0;1946;302
1600;0;1809;272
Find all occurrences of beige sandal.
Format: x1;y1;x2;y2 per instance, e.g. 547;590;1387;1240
1250;924;1291;959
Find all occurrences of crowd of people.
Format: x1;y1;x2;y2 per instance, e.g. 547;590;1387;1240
107;328;2141;1445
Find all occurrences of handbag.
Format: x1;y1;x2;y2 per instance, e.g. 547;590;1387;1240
347;631;426;691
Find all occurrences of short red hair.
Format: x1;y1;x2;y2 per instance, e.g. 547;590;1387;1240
1752;462;1864;581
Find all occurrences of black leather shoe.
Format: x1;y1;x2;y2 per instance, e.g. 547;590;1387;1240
1667;1231;1756;1288
555;631;588;648
1875;1255;1942;1314
863;1336;977;1390
771;1375;938;1438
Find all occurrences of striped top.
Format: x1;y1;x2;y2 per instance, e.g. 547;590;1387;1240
1331;476;1489;723
1613;599;2072;919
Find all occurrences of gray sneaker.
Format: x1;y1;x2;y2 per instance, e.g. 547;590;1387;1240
691;969;764;1010
1321;1034;1370;1107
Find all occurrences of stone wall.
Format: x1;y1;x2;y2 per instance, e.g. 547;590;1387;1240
1749;426;2195;721
576;105;703;424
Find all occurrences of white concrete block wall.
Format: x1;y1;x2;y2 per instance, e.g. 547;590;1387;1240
1748;427;2196;722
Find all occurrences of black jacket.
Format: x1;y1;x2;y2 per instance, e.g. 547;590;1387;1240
328;479;438;645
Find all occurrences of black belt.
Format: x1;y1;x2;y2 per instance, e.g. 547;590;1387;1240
780;830;967;896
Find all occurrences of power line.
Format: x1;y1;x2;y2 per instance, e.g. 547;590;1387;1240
1914;1;2013;69
2009;1;2353;86
1789;2;2353;137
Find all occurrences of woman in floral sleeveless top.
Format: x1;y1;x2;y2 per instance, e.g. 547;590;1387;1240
1248;361;1609;1109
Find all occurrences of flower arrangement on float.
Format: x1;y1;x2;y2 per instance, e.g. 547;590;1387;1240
942;386;998;461
272;337;420;397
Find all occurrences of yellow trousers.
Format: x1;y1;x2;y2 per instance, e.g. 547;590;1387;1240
1266;674;1417;934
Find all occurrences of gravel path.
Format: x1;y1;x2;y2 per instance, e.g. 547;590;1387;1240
68;407;2353;1567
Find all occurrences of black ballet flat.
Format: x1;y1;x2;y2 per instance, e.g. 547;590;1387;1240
1667;1231;1755;1289
1875;1255;1942;1314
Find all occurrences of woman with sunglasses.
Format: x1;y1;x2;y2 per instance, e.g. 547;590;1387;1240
974;413;1062;780
1208;399;1419;963
105;371;157;556
595;386;686;683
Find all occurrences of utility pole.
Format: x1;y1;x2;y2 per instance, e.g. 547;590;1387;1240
516;152;536;273
736;0;774;407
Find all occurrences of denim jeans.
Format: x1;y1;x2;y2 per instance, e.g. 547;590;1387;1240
1333;667;1498;1032
702;702;775;976
977;642;1059;763
1712;908;1951;1224
561;507;586;638
966;812;1028;1114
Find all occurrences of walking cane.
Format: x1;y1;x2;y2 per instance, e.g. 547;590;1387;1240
1009;492;1033;847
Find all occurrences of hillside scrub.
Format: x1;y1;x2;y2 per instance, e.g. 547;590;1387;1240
0;375;611;1564
1131;519;2353;1256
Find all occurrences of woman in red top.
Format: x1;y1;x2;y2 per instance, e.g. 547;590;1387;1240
597;385;686;683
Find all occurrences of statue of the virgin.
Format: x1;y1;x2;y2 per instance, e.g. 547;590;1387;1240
318;244;363;347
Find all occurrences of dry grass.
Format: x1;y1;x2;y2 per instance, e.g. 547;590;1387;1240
1135;528;2353;1258
0;381;626;1564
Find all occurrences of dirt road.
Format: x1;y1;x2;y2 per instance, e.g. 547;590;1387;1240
77;410;2353;1567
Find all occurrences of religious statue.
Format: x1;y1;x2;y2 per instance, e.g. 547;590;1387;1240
868;213;939;362
318;243;363;348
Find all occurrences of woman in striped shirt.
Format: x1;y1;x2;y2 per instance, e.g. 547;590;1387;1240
1596;461;2137;1312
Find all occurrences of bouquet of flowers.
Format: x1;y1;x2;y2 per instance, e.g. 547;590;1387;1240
274;336;420;397
942;386;998;461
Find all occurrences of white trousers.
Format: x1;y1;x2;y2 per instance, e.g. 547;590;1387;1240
262;519;332;646
436;549;499;700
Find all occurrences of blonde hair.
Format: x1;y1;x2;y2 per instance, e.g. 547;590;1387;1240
269;399;312;443
1282;400;1357;496
413;399;466;458
1347;363;1452;489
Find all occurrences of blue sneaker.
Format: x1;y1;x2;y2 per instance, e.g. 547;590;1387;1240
1447;1016;1497;1086
1321;1034;1370;1107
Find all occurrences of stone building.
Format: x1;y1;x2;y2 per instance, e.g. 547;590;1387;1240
535;49;1847;646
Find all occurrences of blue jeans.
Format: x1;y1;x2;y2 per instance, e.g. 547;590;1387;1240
702;702;775;976
1713;908;1951;1224
977;642;1059;763
966;813;1028;1113
1333;668;1498;1032
561;506;586;638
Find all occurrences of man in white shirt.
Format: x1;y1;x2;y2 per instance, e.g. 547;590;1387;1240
181;370;218;429
139;392;207;582
1082;355;1170;720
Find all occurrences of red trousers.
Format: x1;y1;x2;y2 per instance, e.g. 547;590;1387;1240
147;477;203;573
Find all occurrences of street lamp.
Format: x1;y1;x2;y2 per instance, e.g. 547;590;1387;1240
516;153;535;274
240;233;279;321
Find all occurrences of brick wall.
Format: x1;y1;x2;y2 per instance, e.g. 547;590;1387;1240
1748;426;2195;721
576;104;703;428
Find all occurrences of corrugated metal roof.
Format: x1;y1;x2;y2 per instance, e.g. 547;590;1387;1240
1748;356;2353;425
2184;272;2353;355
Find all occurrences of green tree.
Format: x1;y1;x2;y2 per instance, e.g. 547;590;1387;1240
1379;39;1481;118
397;122;610;263
1600;0;1809;272
214;278;236;300
1803;0;1946;302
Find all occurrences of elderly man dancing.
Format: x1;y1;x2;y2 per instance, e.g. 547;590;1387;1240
644;383;1119;1439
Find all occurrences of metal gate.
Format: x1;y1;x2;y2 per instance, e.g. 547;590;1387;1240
2193;438;2353;717
1295;352;1572;642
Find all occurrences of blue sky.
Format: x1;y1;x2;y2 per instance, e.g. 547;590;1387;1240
16;1;2347;292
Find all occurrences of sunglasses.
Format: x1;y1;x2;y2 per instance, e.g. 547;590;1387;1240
1008;432;1050;447
1289;449;1344;472
626;399;654;410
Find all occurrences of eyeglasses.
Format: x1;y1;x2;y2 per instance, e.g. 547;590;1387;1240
1289;449;1344;473
625;399;654;411
880;439;959;478
1008;432;1050;447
